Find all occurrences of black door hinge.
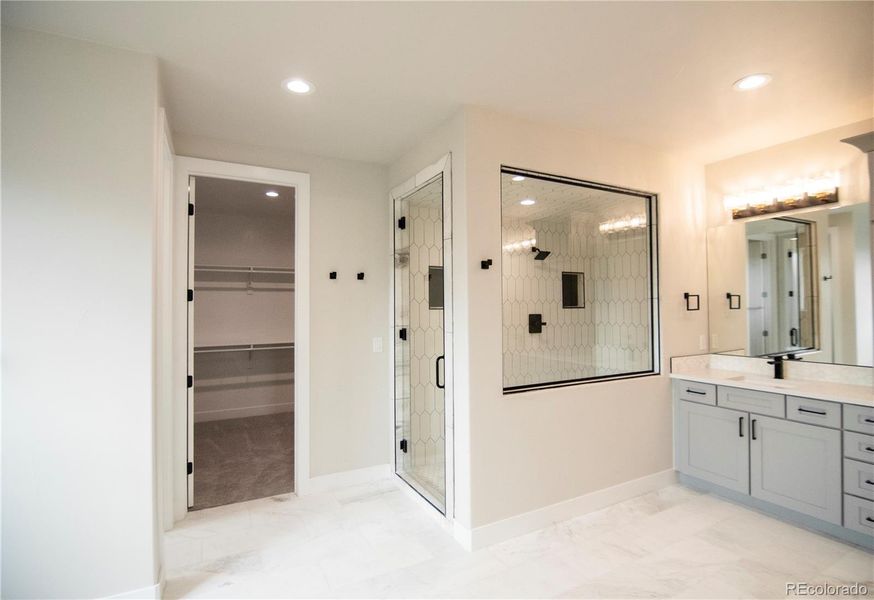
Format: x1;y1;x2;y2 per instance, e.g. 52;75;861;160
397;216;406;230
187;375;193;388
188;203;195;216
399;439;408;453
787;250;793;258
187;289;194;302
187;461;193;475
399;327;407;341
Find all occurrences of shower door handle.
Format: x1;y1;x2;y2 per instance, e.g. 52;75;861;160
435;355;445;389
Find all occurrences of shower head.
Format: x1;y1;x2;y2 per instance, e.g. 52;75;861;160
531;247;551;261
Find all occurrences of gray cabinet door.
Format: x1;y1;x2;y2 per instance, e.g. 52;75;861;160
750;416;841;525
677;400;750;494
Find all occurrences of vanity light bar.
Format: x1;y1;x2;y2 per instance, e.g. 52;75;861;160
599;214;647;235
724;173;840;220
502;238;537;252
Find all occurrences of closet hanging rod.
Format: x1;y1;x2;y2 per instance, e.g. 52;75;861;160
193;342;295;354
194;265;294;275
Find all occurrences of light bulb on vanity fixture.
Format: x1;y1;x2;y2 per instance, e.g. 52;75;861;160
723;172;840;219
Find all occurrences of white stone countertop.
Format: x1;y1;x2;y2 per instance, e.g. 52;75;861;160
670;367;874;408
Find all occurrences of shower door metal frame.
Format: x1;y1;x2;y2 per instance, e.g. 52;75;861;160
389;153;454;519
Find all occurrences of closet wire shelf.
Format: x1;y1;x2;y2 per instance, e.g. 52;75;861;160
193;265;294;292
194;265;295;275
194;342;295;354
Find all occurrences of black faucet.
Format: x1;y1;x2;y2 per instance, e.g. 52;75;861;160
767;355;785;379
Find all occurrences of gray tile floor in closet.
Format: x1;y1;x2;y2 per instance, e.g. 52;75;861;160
192;412;293;510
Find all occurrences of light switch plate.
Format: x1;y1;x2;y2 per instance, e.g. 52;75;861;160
372;337;383;353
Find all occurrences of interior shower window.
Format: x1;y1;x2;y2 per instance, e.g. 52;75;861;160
501;168;659;392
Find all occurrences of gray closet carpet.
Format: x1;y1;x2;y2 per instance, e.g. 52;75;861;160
192;412;293;510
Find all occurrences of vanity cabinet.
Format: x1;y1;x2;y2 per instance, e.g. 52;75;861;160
677;400;749;494
749;415;841;525
674;379;872;541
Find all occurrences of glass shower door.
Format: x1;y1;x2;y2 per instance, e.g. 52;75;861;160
394;175;446;513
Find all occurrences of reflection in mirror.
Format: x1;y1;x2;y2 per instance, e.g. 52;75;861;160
707;202;871;366
745;218;816;356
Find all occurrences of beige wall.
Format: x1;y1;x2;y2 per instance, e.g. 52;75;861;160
173;134;391;477
1;27;160;598
392;107;708;529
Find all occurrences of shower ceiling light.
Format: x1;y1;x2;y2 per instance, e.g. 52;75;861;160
512;176;526;182
265;191;279;198
283;78;314;94
733;73;772;91
520;198;536;206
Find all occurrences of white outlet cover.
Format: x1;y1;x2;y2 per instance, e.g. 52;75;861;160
372;337;383;353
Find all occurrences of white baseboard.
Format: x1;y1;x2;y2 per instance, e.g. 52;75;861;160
194;402;293;422
107;581;161;599
298;463;392;495
454;468;677;551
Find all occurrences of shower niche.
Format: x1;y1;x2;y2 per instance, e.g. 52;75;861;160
392;156;453;515
501;167;659;392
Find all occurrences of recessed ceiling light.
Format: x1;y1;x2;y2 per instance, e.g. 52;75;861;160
283;78;314;95
265;191;279;197
520;198;536;206
733;73;772;91
512;175;525;182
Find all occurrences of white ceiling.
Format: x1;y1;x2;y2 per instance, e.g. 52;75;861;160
3;2;871;165
195;176;294;217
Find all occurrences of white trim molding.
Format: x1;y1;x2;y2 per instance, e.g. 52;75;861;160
106;581;161;600
453;469;677;551
170;156;310;521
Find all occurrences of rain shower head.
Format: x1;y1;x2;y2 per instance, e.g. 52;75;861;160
531;247;551;261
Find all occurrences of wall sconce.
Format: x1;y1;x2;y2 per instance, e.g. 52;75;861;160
599;214;647;235
724;173;839;220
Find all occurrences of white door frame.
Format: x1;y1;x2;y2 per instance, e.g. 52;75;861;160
388;153;454;522
171;156;310;521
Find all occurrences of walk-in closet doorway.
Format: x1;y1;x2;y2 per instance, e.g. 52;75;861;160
171;158;310;520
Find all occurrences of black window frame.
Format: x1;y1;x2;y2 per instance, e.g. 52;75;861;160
500;166;661;394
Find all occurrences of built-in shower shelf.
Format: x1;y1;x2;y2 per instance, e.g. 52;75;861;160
194;342;294;354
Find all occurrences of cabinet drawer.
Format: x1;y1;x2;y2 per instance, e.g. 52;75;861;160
844;404;874;435
786;396;841;429
844;431;874;464
843;494;874;536
843;458;874;501
674;380;716;406
718;386;785;418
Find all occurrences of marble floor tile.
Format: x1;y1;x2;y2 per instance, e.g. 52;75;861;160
164;480;872;599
